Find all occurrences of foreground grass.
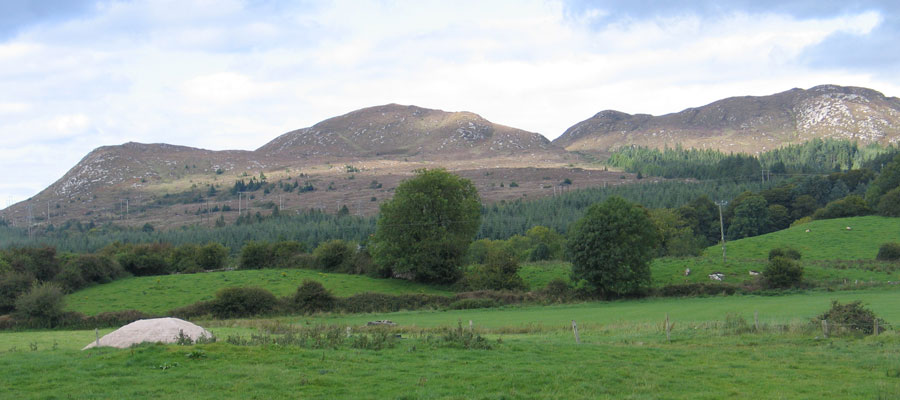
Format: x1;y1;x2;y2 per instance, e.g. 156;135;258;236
2;325;898;398
65;269;451;315
6;288;900;398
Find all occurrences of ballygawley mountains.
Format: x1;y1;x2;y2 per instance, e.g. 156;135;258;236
3;84;899;229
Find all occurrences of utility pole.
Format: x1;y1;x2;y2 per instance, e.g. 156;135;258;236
716;200;728;264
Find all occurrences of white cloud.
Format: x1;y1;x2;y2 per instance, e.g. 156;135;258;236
0;0;897;204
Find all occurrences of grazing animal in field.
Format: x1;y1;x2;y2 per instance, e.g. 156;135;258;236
708;272;725;281
805;229;810;233
749;270;760;276
684;268;691;276
846;226;852;230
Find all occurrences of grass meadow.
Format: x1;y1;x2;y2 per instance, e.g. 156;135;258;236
65;268;451;315
4;288;900;399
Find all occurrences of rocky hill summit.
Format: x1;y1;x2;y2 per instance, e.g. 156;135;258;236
554;85;900;154
257;104;564;161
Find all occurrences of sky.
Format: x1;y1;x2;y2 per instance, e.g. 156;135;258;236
1;0;899;206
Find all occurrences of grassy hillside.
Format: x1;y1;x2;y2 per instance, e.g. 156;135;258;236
65;269;451;315
654;216;900;287
701;216;900;261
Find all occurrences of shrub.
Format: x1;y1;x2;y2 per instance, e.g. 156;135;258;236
876;242;900;261
763;257;803;289
115;244;172;276
55;264;87;293
269;241;306;269
14;282;65;327
210;287;278;318
70;254;125;284
768;247;802;261
191;243;227;270
169;300;216;319
338;292;451;313
811;195;872;220
5;246;61;281
815;300;885;335
449;298;500;310
292;280;336;314
313;240;354;272
877;187;900;217
659;282;737;297
540;278;573;302
459;247;525;291
0;272;35;313
529;243;551;261
239;241;271;269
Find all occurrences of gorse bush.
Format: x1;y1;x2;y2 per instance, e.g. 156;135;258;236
338;293;451;313
876;242;900;261
313;240;354;272
210;287;278;318
815;300;885;335
763;257;804;289
14;282;65;327
768;247;802;261
292;280;336;314
0;272;34;313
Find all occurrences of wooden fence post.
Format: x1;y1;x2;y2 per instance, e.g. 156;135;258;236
469;320;473;332
822;319;829;338
95;328;100;347
754;311;759;332
874;320;879;336
572;320;580;344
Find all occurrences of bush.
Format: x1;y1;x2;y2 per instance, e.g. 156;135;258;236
338;292;451;313
115;243;172;276
876;242;900;261
763;257;803;289
5;246;61;281
811;195;872;220
14;282;65;327
877;187;900;216
239;241;271;269
169;300;216;319
540;278;573;302
313;240;354;272
269;241;306;269
658;282;737;297
292;280;336;314
210;287;278;318
449;298;500;310
70;254;124;284
815;300;885;335
768;247;802;261
55;264;87;293
196;243;229;270
459;247;525;291
0;272;34;313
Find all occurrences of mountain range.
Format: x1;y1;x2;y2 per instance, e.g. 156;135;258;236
3;84;899;230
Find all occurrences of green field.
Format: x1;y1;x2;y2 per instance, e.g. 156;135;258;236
4;288;900;399
65;269;451;315
653;216;900;287
62;216;900;316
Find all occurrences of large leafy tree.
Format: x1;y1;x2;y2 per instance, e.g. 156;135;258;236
567;196;658;298
371;169;481;283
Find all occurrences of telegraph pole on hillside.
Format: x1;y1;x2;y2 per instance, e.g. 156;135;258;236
716;200;728;264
